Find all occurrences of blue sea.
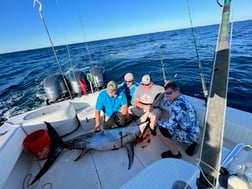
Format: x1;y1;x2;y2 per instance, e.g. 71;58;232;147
0;20;251;122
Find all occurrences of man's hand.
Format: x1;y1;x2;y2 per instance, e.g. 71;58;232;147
145;104;153;112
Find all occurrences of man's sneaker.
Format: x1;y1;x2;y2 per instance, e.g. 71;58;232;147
185;142;198;156
94;127;101;133
161;150;182;159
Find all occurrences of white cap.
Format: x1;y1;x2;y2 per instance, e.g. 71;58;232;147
141;74;152;85
124;73;134;81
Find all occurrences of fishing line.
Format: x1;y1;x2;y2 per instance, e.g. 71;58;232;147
74;5;97;91
167;159;201;189
54;0;80;94
196;158;218;188
186;0;208;99
78;13;94;67
22;158;53;189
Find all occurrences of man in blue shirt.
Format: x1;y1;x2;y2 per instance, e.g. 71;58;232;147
95;80;128;131
118;72;139;106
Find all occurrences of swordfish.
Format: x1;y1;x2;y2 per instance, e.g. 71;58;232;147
30;121;147;185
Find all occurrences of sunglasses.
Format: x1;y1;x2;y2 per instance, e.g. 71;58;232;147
141;83;150;86
125;80;133;83
165;91;173;95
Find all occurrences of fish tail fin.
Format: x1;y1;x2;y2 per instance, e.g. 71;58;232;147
125;143;134;169
30;121;65;185
44;121;67;148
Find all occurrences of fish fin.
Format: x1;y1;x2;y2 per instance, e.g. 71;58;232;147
125;143;134;169
30;122;65;185
44;121;67;148
30;147;64;185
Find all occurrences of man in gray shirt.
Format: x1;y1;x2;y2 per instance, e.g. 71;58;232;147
129;74;164;134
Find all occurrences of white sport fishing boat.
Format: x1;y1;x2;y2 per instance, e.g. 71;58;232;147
0;0;251;189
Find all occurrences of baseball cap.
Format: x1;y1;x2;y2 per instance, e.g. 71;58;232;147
141;74;152;85
124;73;134;81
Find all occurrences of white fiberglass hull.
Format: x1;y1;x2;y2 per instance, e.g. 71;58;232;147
0;93;251;189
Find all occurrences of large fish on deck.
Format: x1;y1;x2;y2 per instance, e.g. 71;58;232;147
30;121;148;185
65;125;142;166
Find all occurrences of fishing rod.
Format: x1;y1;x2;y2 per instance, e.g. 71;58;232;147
186;0;208;99
33;0;72;99
156;44;170;86
55;1;87;96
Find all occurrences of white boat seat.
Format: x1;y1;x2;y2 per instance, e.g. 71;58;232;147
121;146;231;189
121;159;200;189
6;100;78;136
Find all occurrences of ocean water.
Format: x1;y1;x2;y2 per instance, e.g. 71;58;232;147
0;20;251;121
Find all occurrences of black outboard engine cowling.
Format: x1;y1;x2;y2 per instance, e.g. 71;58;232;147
90;66;104;88
43;74;69;104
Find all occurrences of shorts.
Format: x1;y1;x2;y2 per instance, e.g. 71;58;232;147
99;112;120;129
159;125;195;144
129;106;145;117
129;106;161;118
103;112;126;129
159;126;172;138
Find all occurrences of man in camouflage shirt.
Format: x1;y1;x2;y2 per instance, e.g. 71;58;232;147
157;81;200;159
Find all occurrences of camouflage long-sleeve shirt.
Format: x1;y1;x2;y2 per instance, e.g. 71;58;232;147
157;95;200;144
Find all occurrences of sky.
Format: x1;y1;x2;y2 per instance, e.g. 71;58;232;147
0;0;252;54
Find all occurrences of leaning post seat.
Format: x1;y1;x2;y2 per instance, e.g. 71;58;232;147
6;100;78;137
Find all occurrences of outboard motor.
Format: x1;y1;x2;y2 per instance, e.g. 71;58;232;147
90;66;104;88
67;70;88;95
43;74;69;104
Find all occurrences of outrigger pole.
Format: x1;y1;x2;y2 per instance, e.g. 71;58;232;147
33;0;72;99
197;0;231;188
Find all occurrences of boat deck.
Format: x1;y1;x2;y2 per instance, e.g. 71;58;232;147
18;121;231;189
2;93;251;189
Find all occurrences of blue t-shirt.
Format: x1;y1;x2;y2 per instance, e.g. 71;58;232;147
118;82;138;105
95;89;128;117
